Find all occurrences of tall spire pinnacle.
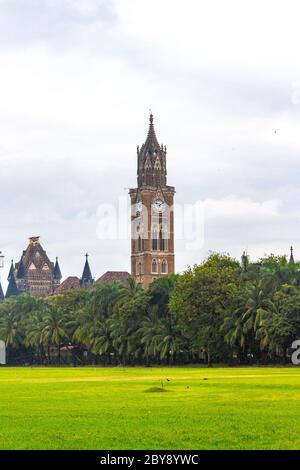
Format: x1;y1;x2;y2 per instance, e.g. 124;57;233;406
289;246;295;264
53;257;62;281
80;253;94;289
137;113;167;187
7;260;14;281
6;274;19;298
144;112;160;152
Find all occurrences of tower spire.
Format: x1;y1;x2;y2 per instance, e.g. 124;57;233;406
53;257;62;281
137;113;167;187
7;260;14;281
289;246;295;264
6;273;19;298
80;253;94;289
144;112;160;151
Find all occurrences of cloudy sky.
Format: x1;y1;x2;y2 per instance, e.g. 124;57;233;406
1;0;300;289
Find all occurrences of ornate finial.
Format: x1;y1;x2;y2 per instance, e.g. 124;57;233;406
291;246;293;254
56;256;58;262
29;236;40;245
149;111;153;124
85;253;89;260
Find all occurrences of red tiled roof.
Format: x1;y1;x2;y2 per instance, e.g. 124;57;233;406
96;271;130;285
54;276;80;294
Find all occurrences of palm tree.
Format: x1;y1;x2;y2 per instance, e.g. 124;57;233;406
119;277;142;301
109;316;139;364
138;307;160;360
71;304;93;343
241;280;273;333
90;283;122;319
0;309;21;349
149;274;179;313
255;300;295;361
139;306;184;364
222;280;276;362
24;306;47;364
70;284;122;364
260;255;300;291
222;314;247;360
89;320;112;363
41;305;69;364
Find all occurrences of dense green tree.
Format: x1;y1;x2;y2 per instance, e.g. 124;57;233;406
139;305;185;363
170;254;240;365
110;291;149;364
41;300;71;364
0;298;22;348
1;251;299;366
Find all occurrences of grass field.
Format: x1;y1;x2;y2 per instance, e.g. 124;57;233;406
0;366;300;450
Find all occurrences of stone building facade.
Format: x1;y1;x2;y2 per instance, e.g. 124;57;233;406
129;114;175;288
8;236;62;297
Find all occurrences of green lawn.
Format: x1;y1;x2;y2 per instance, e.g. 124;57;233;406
0;366;300;449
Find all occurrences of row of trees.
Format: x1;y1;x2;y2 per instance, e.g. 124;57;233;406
1;252;300;366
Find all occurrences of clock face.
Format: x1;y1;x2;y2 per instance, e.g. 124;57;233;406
154;200;166;213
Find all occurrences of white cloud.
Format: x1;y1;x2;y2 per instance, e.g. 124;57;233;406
1;0;300;291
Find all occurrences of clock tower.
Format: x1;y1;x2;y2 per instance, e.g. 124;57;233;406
129;114;175;288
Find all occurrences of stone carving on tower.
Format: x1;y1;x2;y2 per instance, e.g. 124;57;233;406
129;114;175;288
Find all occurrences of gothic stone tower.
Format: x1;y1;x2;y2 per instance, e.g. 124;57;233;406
129;114;175;288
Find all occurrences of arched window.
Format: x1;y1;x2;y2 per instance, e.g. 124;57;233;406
152;259;158;273
161;259;168;274
154;156;161;186
146;171;152;186
145;155;152;186
159;225;168;251
152;225;158;251
138;235;142;252
137;262;143;276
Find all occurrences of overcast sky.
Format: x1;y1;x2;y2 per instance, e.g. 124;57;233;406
1;0;300;290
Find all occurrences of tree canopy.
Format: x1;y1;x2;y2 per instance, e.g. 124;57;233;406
1;253;300;366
